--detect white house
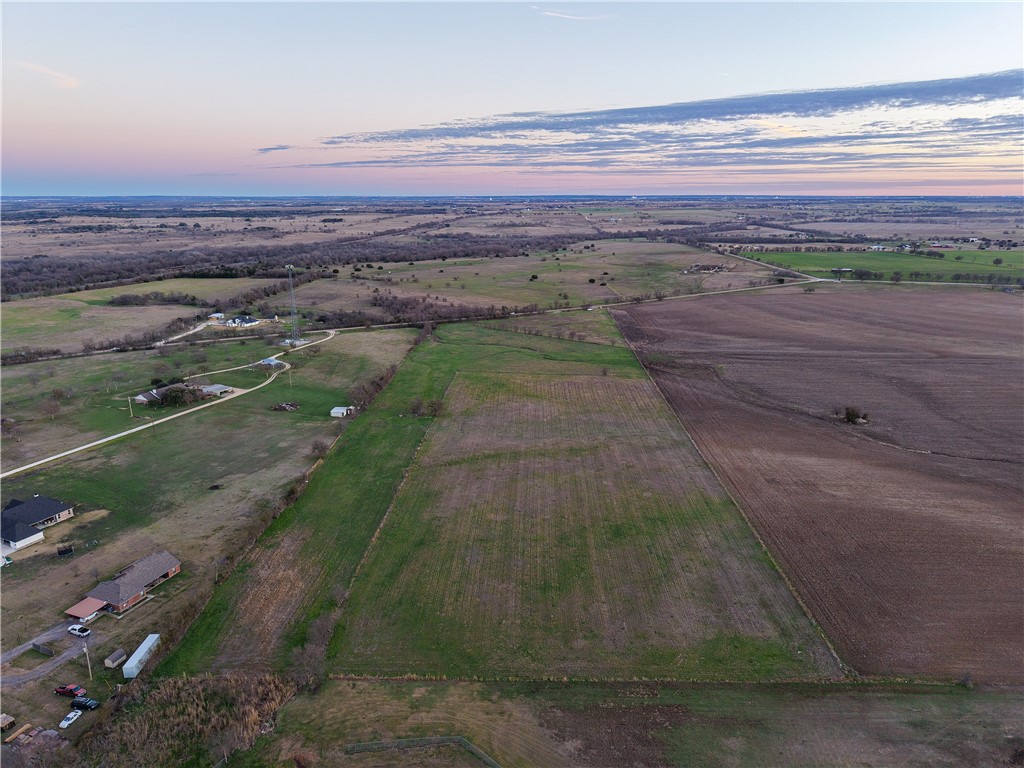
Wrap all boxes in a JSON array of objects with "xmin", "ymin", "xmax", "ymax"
[{"xmin": 330, "ymin": 406, "xmax": 356, "ymax": 418}]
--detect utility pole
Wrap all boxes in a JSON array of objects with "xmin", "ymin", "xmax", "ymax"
[{"xmin": 84, "ymin": 643, "xmax": 93, "ymax": 681}]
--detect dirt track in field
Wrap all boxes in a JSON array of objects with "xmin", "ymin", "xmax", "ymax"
[{"xmin": 614, "ymin": 285, "xmax": 1024, "ymax": 682}]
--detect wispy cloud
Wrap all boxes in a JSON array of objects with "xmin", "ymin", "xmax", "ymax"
[
  {"xmin": 273, "ymin": 71, "xmax": 1024, "ymax": 184},
  {"xmin": 12, "ymin": 59, "xmax": 79, "ymax": 89},
  {"xmin": 530, "ymin": 5, "xmax": 611, "ymax": 21},
  {"xmin": 255, "ymin": 145, "xmax": 293, "ymax": 155}
]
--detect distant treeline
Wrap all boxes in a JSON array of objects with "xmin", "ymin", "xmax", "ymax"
[{"xmin": 1, "ymin": 232, "xmax": 582, "ymax": 299}]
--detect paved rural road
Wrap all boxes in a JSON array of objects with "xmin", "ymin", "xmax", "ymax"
[
  {"xmin": 1, "ymin": 622, "xmax": 98, "ymax": 688},
  {"xmin": 0, "ymin": 330, "xmax": 337, "ymax": 480}
]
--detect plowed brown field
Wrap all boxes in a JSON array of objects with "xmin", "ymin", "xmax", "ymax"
[{"xmin": 614, "ymin": 285, "xmax": 1024, "ymax": 682}]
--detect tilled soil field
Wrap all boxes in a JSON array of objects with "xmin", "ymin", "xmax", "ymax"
[{"xmin": 613, "ymin": 285, "xmax": 1024, "ymax": 682}]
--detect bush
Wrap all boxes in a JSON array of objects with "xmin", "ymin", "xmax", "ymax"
[{"xmin": 843, "ymin": 406, "xmax": 868, "ymax": 423}]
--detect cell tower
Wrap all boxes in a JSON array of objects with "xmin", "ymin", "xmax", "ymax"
[{"xmin": 286, "ymin": 264, "xmax": 300, "ymax": 345}]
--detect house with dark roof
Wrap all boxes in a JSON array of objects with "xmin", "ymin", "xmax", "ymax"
[
  {"xmin": 1, "ymin": 495, "xmax": 74, "ymax": 552},
  {"xmin": 86, "ymin": 550, "xmax": 181, "ymax": 613},
  {"xmin": 132, "ymin": 383, "xmax": 206, "ymax": 406}
]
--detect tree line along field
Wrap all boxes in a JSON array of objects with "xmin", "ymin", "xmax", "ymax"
[
  {"xmin": 613, "ymin": 284, "xmax": 1024, "ymax": 683},
  {"xmin": 741, "ymin": 248, "xmax": 1024, "ymax": 282},
  {"xmin": 162, "ymin": 322, "xmax": 840, "ymax": 684}
]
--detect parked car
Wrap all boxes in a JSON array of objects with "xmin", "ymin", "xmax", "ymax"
[
  {"xmin": 59, "ymin": 710, "xmax": 82, "ymax": 729},
  {"xmin": 71, "ymin": 696, "xmax": 100, "ymax": 711},
  {"xmin": 67, "ymin": 624, "xmax": 91, "ymax": 638},
  {"xmin": 54, "ymin": 684, "xmax": 86, "ymax": 697}
]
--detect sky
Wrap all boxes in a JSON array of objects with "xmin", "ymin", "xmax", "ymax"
[{"xmin": 3, "ymin": 2, "xmax": 1023, "ymax": 196}]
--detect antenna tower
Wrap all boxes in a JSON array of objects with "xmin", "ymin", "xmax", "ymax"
[{"xmin": 286, "ymin": 264, "xmax": 300, "ymax": 344}]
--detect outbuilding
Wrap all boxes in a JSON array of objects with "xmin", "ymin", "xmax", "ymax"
[{"xmin": 330, "ymin": 406, "xmax": 355, "ymax": 418}]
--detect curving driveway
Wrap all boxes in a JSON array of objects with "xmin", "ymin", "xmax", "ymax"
[{"xmin": 0, "ymin": 331, "xmax": 336, "ymax": 480}]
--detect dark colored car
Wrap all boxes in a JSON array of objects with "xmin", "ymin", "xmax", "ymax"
[
  {"xmin": 54, "ymin": 684, "xmax": 86, "ymax": 697},
  {"xmin": 71, "ymin": 696, "xmax": 100, "ymax": 710}
]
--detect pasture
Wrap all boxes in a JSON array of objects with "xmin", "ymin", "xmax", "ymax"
[
  {"xmin": 290, "ymin": 240, "xmax": 773, "ymax": 317},
  {"xmin": 615, "ymin": 284, "xmax": 1024, "ymax": 682},
  {"xmin": 331, "ymin": 371, "xmax": 838, "ymax": 680},
  {"xmin": 231, "ymin": 679, "xmax": 1024, "ymax": 768},
  {"xmin": 160, "ymin": 324, "xmax": 645, "ymax": 676},
  {"xmin": 744, "ymin": 249, "xmax": 1024, "ymax": 281}
]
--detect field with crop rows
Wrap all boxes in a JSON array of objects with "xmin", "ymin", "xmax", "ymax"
[
  {"xmin": 331, "ymin": 371, "xmax": 839, "ymax": 680},
  {"xmin": 615, "ymin": 284, "xmax": 1024, "ymax": 682}
]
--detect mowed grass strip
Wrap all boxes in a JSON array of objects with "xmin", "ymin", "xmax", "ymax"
[{"xmin": 330, "ymin": 367, "xmax": 840, "ymax": 681}]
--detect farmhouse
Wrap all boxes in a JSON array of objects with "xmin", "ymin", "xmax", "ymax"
[
  {"xmin": 132, "ymin": 383, "xmax": 206, "ymax": 406},
  {"xmin": 226, "ymin": 315, "xmax": 260, "ymax": 328},
  {"xmin": 1, "ymin": 495, "xmax": 75, "ymax": 552},
  {"xmin": 84, "ymin": 550, "xmax": 181, "ymax": 613}
]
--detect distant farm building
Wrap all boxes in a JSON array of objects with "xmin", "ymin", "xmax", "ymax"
[
  {"xmin": 257, "ymin": 358, "xmax": 284, "ymax": 368},
  {"xmin": 84, "ymin": 550, "xmax": 181, "ymax": 613},
  {"xmin": 208, "ymin": 312, "xmax": 225, "ymax": 321},
  {"xmin": 330, "ymin": 406, "xmax": 356, "ymax": 418},
  {"xmin": 1, "ymin": 495, "xmax": 74, "ymax": 553}
]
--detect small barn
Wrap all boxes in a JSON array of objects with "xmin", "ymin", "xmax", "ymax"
[
  {"xmin": 330, "ymin": 406, "xmax": 355, "ymax": 418},
  {"xmin": 104, "ymin": 648, "xmax": 128, "ymax": 669}
]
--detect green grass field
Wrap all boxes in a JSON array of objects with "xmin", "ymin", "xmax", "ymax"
[
  {"xmin": 329, "ymin": 368, "xmax": 836, "ymax": 681},
  {"xmin": 159, "ymin": 325, "xmax": 641, "ymax": 677},
  {"xmin": 56, "ymin": 277, "xmax": 280, "ymax": 304},
  {"xmin": 162, "ymin": 322, "xmax": 836, "ymax": 683},
  {"xmin": 0, "ymin": 278, "xmax": 281, "ymax": 353},
  {"xmin": 745, "ymin": 249, "xmax": 1024, "ymax": 281}
]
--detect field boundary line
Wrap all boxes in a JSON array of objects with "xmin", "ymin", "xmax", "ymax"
[{"xmin": 612, "ymin": 316, "xmax": 854, "ymax": 680}]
